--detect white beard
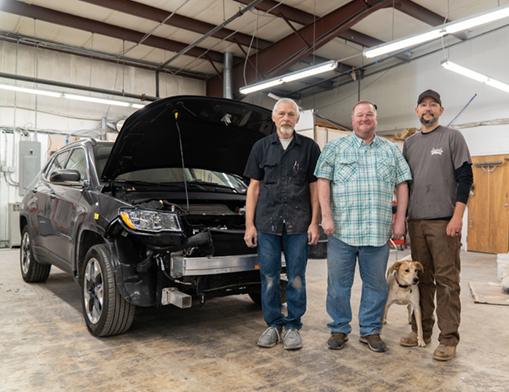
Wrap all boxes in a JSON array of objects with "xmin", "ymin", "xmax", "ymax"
[{"xmin": 280, "ymin": 125, "xmax": 293, "ymax": 135}]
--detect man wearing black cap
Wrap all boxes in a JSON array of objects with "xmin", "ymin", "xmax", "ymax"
[{"xmin": 402, "ymin": 89, "xmax": 473, "ymax": 361}]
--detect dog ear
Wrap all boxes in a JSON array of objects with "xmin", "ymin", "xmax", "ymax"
[
  {"xmin": 414, "ymin": 262, "xmax": 424, "ymax": 272},
  {"xmin": 389, "ymin": 261, "xmax": 402, "ymax": 273}
]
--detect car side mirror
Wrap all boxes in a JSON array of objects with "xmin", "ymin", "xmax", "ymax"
[{"xmin": 49, "ymin": 169, "xmax": 82, "ymax": 183}]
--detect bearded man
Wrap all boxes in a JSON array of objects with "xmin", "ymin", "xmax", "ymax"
[{"xmin": 402, "ymin": 90, "xmax": 473, "ymax": 361}]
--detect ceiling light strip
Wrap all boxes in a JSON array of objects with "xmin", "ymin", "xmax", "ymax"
[
  {"xmin": 0, "ymin": 83, "xmax": 62, "ymax": 98},
  {"xmin": 441, "ymin": 60, "xmax": 509, "ymax": 93},
  {"xmin": 240, "ymin": 60, "xmax": 338, "ymax": 95},
  {"xmin": 0, "ymin": 82, "xmax": 147, "ymax": 108},
  {"xmin": 65, "ymin": 94, "xmax": 130, "ymax": 107},
  {"xmin": 364, "ymin": 5, "xmax": 509, "ymax": 58}
]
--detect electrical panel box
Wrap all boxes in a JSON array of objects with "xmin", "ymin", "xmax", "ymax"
[
  {"xmin": 18, "ymin": 141, "xmax": 41, "ymax": 196},
  {"xmin": 8, "ymin": 203, "xmax": 21, "ymax": 247}
]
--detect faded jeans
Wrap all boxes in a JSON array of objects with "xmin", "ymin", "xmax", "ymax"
[
  {"xmin": 257, "ymin": 230, "xmax": 309, "ymax": 330},
  {"xmin": 326, "ymin": 236, "xmax": 390, "ymax": 337}
]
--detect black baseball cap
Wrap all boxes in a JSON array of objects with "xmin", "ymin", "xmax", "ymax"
[{"xmin": 417, "ymin": 89, "xmax": 442, "ymax": 106}]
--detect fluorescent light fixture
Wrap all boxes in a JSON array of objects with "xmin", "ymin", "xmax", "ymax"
[
  {"xmin": 364, "ymin": 4, "xmax": 509, "ymax": 58},
  {"xmin": 441, "ymin": 60, "xmax": 509, "ymax": 93},
  {"xmin": 239, "ymin": 79, "xmax": 283, "ymax": 95},
  {"xmin": 485, "ymin": 79, "xmax": 509, "ymax": 93},
  {"xmin": 445, "ymin": 6, "xmax": 509, "ymax": 34},
  {"xmin": 365, "ymin": 30, "xmax": 443, "ymax": 58},
  {"xmin": 441, "ymin": 61, "xmax": 487, "ymax": 82},
  {"xmin": 64, "ymin": 94, "xmax": 131, "ymax": 107},
  {"xmin": 281, "ymin": 60, "xmax": 337, "ymax": 82},
  {"xmin": 240, "ymin": 60, "xmax": 338, "ymax": 95},
  {"xmin": 267, "ymin": 93, "xmax": 282, "ymax": 101},
  {"xmin": 0, "ymin": 83, "xmax": 62, "ymax": 97},
  {"xmin": 0, "ymin": 81, "xmax": 148, "ymax": 108}
]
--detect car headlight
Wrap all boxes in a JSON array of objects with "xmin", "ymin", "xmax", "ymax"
[{"xmin": 119, "ymin": 209, "xmax": 182, "ymax": 233}]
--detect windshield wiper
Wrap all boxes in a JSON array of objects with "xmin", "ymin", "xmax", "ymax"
[
  {"xmin": 114, "ymin": 180, "xmax": 180, "ymax": 188},
  {"xmin": 186, "ymin": 181, "xmax": 240, "ymax": 192},
  {"xmin": 158, "ymin": 181, "xmax": 207, "ymax": 191}
]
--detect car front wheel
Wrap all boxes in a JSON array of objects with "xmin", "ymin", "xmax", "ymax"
[
  {"xmin": 20, "ymin": 226, "xmax": 51, "ymax": 283},
  {"xmin": 82, "ymin": 244, "xmax": 135, "ymax": 337}
]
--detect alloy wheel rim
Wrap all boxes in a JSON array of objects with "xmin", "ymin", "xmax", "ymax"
[
  {"xmin": 84, "ymin": 257, "xmax": 104, "ymax": 324},
  {"xmin": 21, "ymin": 232, "xmax": 31, "ymax": 275}
]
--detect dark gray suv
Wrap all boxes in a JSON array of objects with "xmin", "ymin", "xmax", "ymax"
[{"xmin": 19, "ymin": 96, "xmax": 287, "ymax": 337}]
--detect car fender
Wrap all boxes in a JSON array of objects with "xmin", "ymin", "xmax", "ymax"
[{"xmin": 74, "ymin": 221, "xmax": 108, "ymax": 280}]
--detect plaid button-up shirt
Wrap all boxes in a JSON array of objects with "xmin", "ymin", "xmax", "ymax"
[{"xmin": 314, "ymin": 133, "xmax": 412, "ymax": 247}]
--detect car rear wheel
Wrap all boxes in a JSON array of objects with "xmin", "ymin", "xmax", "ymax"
[
  {"xmin": 82, "ymin": 244, "xmax": 135, "ymax": 337},
  {"xmin": 20, "ymin": 226, "xmax": 51, "ymax": 283},
  {"xmin": 249, "ymin": 279, "xmax": 287, "ymax": 306}
]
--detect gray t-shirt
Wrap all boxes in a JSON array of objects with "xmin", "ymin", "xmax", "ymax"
[{"xmin": 403, "ymin": 125, "xmax": 472, "ymax": 220}]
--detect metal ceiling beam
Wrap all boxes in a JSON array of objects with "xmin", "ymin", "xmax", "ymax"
[
  {"xmin": 208, "ymin": 0, "xmax": 393, "ymax": 97},
  {"xmin": 0, "ymin": 0, "xmax": 225, "ymax": 64},
  {"xmin": 79, "ymin": 0, "xmax": 272, "ymax": 50},
  {"xmin": 394, "ymin": 0, "xmax": 467, "ymax": 40},
  {"xmin": 233, "ymin": 0, "xmax": 315, "ymax": 25},
  {"xmin": 233, "ymin": 0, "xmax": 388, "ymax": 48},
  {"xmin": 160, "ymin": 0, "xmax": 264, "ymax": 68},
  {"xmin": 394, "ymin": 0, "xmax": 451, "ymax": 26}
]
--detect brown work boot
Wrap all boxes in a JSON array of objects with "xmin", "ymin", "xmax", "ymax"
[
  {"xmin": 400, "ymin": 331, "xmax": 432, "ymax": 347},
  {"xmin": 359, "ymin": 334, "xmax": 386, "ymax": 352},
  {"xmin": 328, "ymin": 332, "xmax": 349, "ymax": 350},
  {"xmin": 433, "ymin": 344, "xmax": 456, "ymax": 361}
]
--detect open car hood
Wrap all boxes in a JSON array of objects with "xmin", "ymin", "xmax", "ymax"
[{"xmin": 101, "ymin": 96, "xmax": 275, "ymax": 181}]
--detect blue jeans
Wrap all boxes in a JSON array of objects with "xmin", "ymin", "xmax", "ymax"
[
  {"xmin": 257, "ymin": 230, "xmax": 309, "ymax": 330},
  {"xmin": 326, "ymin": 236, "xmax": 389, "ymax": 337}
]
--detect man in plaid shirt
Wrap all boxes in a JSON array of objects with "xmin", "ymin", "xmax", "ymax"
[{"xmin": 315, "ymin": 101, "xmax": 412, "ymax": 353}]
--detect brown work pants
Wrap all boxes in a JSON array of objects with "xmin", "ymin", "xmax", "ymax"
[{"xmin": 408, "ymin": 219, "xmax": 462, "ymax": 347}]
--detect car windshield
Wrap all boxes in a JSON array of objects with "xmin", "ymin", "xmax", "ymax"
[
  {"xmin": 94, "ymin": 145, "xmax": 114, "ymax": 178},
  {"xmin": 116, "ymin": 168, "xmax": 247, "ymax": 192}
]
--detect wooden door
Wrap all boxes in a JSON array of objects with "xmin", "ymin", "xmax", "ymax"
[{"xmin": 467, "ymin": 155, "xmax": 509, "ymax": 254}]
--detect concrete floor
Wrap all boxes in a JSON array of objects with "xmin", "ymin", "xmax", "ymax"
[{"xmin": 1, "ymin": 248, "xmax": 508, "ymax": 392}]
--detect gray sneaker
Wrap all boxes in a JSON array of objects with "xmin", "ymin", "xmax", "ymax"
[
  {"xmin": 283, "ymin": 329, "xmax": 303, "ymax": 350},
  {"xmin": 257, "ymin": 327, "xmax": 283, "ymax": 348}
]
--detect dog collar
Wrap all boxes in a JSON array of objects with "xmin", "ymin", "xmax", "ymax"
[{"xmin": 394, "ymin": 272, "xmax": 412, "ymax": 292}]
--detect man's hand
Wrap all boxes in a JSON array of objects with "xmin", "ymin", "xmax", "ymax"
[
  {"xmin": 446, "ymin": 216, "xmax": 463, "ymax": 237},
  {"xmin": 392, "ymin": 220, "xmax": 407, "ymax": 240},
  {"xmin": 321, "ymin": 215, "xmax": 334, "ymax": 237},
  {"xmin": 307, "ymin": 223, "xmax": 320, "ymax": 245},
  {"xmin": 244, "ymin": 226, "xmax": 258, "ymax": 248}
]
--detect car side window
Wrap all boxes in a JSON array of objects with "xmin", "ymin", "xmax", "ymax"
[
  {"xmin": 65, "ymin": 148, "xmax": 88, "ymax": 182},
  {"xmin": 45, "ymin": 151, "xmax": 70, "ymax": 180}
]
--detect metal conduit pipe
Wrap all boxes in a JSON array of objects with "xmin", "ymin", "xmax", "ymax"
[{"xmin": 223, "ymin": 52, "xmax": 233, "ymax": 100}]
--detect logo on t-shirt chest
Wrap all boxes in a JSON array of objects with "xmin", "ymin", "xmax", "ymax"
[{"xmin": 431, "ymin": 148, "xmax": 443, "ymax": 156}]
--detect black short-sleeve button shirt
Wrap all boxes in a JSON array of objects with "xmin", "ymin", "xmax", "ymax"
[{"xmin": 244, "ymin": 132, "xmax": 320, "ymax": 235}]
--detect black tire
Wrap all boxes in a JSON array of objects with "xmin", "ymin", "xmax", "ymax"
[
  {"xmin": 82, "ymin": 244, "xmax": 135, "ymax": 337},
  {"xmin": 249, "ymin": 279, "xmax": 287, "ymax": 306},
  {"xmin": 20, "ymin": 226, "xmax": 51, "ymax": 283}
]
